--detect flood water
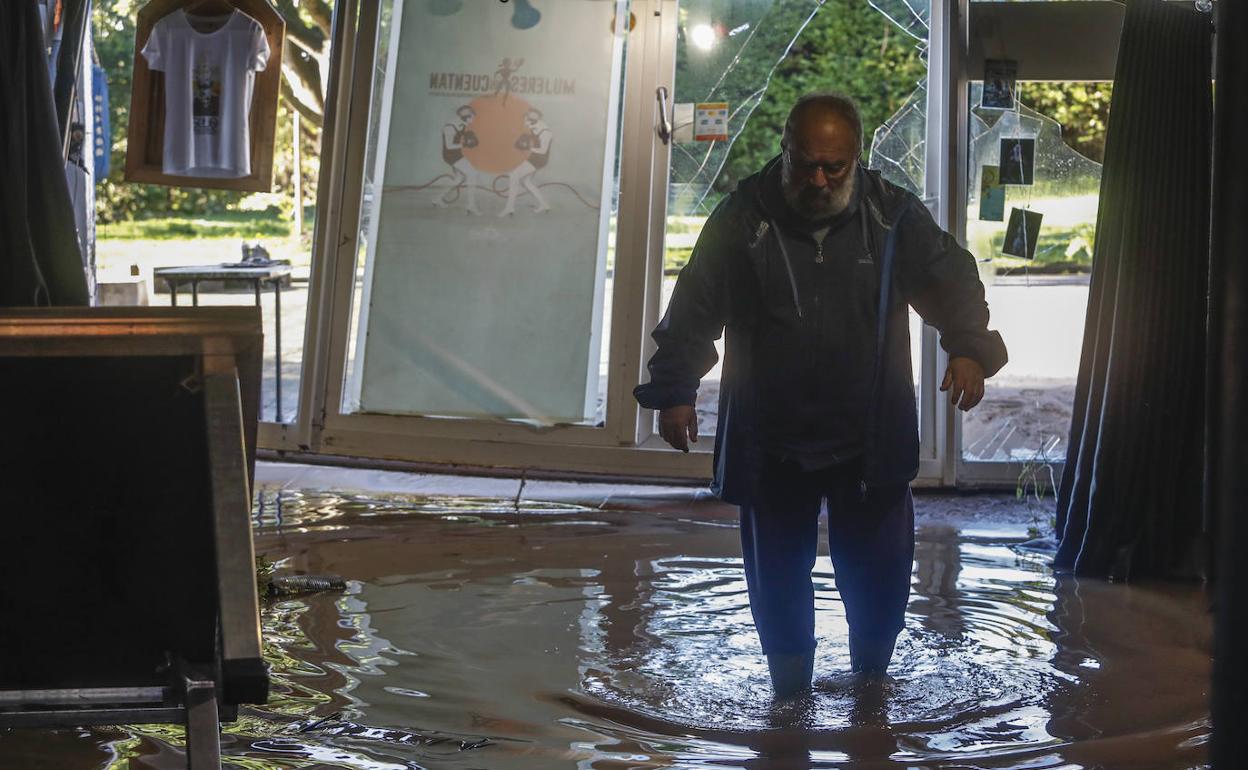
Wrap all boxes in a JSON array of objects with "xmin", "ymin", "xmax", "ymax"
[{"xmin": 1, "ymin": 489, "xmax": 1211, "ymax": 769}]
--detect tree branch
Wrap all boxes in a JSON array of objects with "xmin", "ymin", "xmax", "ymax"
[
  {"xmin": 283, "ymin": 45, "xmax": 326, "ymax": 112},
  {"xmin": 280, "ymin": 78, "xmax": 324, "ymax": 127},
  {"xmin": 285, "ymin": 31, "xmax": 322, "ymax": 61},
  {"xmin": 274, "ymin": 0, "xmax": 326, "ymax": 51},
  {"xmin": 306, "ymin": 0, "xmax": 333, "ymax": 36}
]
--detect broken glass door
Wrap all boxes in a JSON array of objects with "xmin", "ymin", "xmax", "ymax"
[
  {"xmin": 652, "ymin": 0, "xmax": 931, "ymax": 447},
  {"xmin": 959, "ymin": 82, "xmax": 1105, "ymax": 470}
]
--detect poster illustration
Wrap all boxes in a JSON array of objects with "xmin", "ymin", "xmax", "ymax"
[
  {"xmin": 350, "ymin": 0, "xmax": 627, "ymax": 424},
  {"xmin": 192, "ymin": 59, "xmax": 222, "ymax": 135}
]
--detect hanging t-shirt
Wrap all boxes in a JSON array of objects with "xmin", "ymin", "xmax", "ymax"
[{"xmin": 142, "ymin": 9, "xmax": 269, "ymax": 178}]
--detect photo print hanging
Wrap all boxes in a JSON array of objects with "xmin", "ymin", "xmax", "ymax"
[
  {"xmin": 982, "ymin": 59, "xmax": 1017, "ymax": 109},
  {"xmin": 1002, "ymin": 207, "xmax": 1043, "ymax": 260},
  {"xmin": 999, "ymin": 137, "xmax": 1035, "ymax": 185},
  {"xmin": 979, "ymin": 165, "xmax": 1005, "ymax": 221}
]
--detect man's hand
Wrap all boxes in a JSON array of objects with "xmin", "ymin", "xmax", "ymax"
[
  {"xmin": 941, "ymin": 356, "xmax": 986, "ymax": 411},
  {"xmin": 658, "ymin": 405, "xmax": 699, "ymax": 452}
]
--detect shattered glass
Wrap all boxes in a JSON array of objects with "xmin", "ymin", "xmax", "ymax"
[
  {"xmin": 667, "ymin": 0, "xmax": 825, "ymax": 217},
  {"xmin": 865, "ymin": 0, "xmax": 930, "ymax": 196},
  {"xmin": 961, "ymin": 81, "xmax": 1105, "ymax": 465},
  {"xmin": 660, "ymin": 0, "xmax": 933, "ymax": 443},
  {"xmin": 965, "ymin": 81, "xmax": 1103, "ymax": 266},
  {"xmin": 867, "ymin": 0, "xmax": 931, "ymax": 43},
  {"xmin": 869, "ymin": 83, "xmax": 929, "ymax": 195},
  {"xmin": 668, "ymin": 0, "xmax": 934, "ymax": 212}
]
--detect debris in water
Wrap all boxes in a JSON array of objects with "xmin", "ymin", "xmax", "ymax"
[
  {"xmin": 268, "ymin": 574, "xmax": 347, "ymax": 598},
  {"xmin": 256, "ymin": 553, "xmax": 347, "ymax": 598},
  {"xmin": 290, "ymin": 713, "xmax": 492, "ymax": 751}
]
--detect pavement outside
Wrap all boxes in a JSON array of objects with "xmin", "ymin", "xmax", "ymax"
[{"xmin": 97, "ymin": 237, "xmax": 1090, "ymax": 461}]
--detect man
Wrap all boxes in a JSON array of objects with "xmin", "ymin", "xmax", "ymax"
[{"xmin": 633, "ymin": 94, "xmax": 1007, "ymax": 697}]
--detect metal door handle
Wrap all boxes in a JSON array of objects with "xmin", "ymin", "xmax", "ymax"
[{"xmin": 656, "ymin": 86, "xmax": 673, "ymax": 144}]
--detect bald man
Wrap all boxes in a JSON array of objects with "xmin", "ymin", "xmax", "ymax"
[{"xmin": 635, "ymin": 94, "xmax": 1007, "ymax": 697}]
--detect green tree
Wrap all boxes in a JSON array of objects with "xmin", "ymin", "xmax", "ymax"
[
  {"xmin": 1017, "ymin": 81, "xmax": 1113, "ymax": 164},
  {"xmin": 273, "ymin": 0, "xmax": 333, "ymax": 128},
  {"xmin": 722, "ymin": 0, "xmax": 926, "ymax": 191}
]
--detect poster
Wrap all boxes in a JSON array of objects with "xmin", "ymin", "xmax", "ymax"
[
  {"xmin": 350, "ymin": 0, "xmax": 627, "ymax": 424},
  {"xmin": 979, "ymin": 165, "xmax": 1005, "ymax": 221},
  {"xmin": 694, "ymin": 102, "xmax": 729, "ymax": 141}
]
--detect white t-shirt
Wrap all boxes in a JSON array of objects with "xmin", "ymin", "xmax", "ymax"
[{"xmin": 142, "ymin": 10, "xmax": 270, "ymax": 178}]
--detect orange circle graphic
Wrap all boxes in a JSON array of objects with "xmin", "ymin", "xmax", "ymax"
[{"xmin": 462, "ymin": 94, "xmax": 532, "ymax": 175}]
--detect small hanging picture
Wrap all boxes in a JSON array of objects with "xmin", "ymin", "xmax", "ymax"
[
  {"xmin": 999, "ymin": 137, "xmax": 1035, "ymax": 185},
  {"xmin": 694, "ymin": 102, "xmax": 729, "ymax": 141},
  {"xmin": 982, "ymin": 59, "xmax": 1017, "ymax": 109},
  {"xmin": 1002, "ymin": 207, "xmax": 1043, "ymax": 259},
  {"xmin": 979, "ymin": 165, "xmax": 1006, "ymax": 221}
]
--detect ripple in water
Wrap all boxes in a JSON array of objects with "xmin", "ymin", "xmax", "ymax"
[{"xmin": 0, "ymin": 491, "xmax": 1210, "ymax": 769}]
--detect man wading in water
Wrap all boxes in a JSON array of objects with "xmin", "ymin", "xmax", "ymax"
[{"xmin": 634, "ymin": 94, "xmax": 1008, "ymax": 697}]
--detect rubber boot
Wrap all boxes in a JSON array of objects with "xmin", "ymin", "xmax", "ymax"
[
  {"xmin": 849, "ymin": 632, "xmax": 897, "ymax": 677},
  {"xmin": 766, "ymin": 650, "xmax": 815, "ymax": 698}
]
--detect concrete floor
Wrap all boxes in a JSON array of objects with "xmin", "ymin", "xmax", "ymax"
[{"xmin": 256, "ymin": 459, "xmax": 1054, "ymax": 528}]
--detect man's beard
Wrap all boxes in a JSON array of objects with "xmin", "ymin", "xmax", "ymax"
[{"xmin": 782, "ymin": 168, "xmax": 856, "ymax": 221}]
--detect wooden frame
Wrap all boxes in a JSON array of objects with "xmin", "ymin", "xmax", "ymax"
[{"xmin": 124, "ymin": 0, "xmax": 285, "ymax": 192}]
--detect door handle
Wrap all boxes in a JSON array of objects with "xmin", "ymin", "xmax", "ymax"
[{"xmin": 656, "ymin": 86, "xmax": 673, "ymax": 145}]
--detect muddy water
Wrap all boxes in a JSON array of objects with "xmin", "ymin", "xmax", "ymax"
[{"xmin": 0, "ymin": 490, "xmax": 1210, "ymax": 769}]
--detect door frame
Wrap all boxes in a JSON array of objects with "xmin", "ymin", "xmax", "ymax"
[{"xmin": 261, "ymin": 0, "xmax": 965, "ymax": 488}]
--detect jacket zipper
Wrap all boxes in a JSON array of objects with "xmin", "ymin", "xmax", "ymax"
[{"xmin": 768, "ymin": 217, "xmax": 804, "ymax": 319}]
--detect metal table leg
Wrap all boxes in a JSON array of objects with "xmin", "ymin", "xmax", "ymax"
[
  {"xmin": 273, "ymin": 278, "xmax": 283, "ymax": 422},
  {"xmin": 170, "ymin": 281, "xmax": 179, "ymax": 307},
  {"xmin": 183, "ymin": 670, "xmax": 222, "ymax": 769},
  {"xmin": 191, "ymin": 280, "xmax": 200, "ymax": 307}
]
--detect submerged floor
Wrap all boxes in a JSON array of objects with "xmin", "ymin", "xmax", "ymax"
[{"xmin": 0, "ymin": 476, "xmax": 1211, "ymax": 769}]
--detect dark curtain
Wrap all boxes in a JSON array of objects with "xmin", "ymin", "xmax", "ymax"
[
  {"xmin": 0, "ymin": 0, "xmax": 90, "ymax": 307},
  {"xmin": 1054, "ymin": 0, "xmax": 1212, "ymax": 579},
  {"xmin": 1210, "ymin": 0, "xmax": 1248, "ymax": 761}
]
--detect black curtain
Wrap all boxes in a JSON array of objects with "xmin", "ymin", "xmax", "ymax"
[
  {"xmin": 1210, "ymin": 0, "xmax": 1248, "ymax": 761},
  {"xmin": 1055, "ymin": 0, "xmax": 1213, "ymax": 579},
  {"xmin": 0, "ymin": 0, "xmax": 90, "ymax": 307}
]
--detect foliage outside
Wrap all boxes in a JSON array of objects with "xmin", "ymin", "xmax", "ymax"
[
  {"xmin": 92, "ymin": 0, "xmax": 1111, "ymax": 259},
  {"xmin": 92, "ymin": 0, "xmax": 331, "ymax": 234},
  {"xmin": 661, "ymin": 0, "xmax": 1111, "ymax": 274}
]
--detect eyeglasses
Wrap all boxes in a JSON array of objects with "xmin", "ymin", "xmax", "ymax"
[{"xmin": 784, "ymin": 149, "xmax": 853, "ymax": 180}]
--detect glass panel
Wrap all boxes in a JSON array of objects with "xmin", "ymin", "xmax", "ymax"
[
  {"xmin": 93, "ymin": 3, "xmax": 325, "ymax": 425},
  {"xmin": 342, "ymin": 0, "xmax": 630, "ymax": 426},
  {"xmin": 657, "ymin": 0, "xmax": 930, "ymax": 444},
  {"xmin": 870, "ymin": 83, "xmax": 929, "ymax": 197},
  {"xmin": 961, "ymin": 81, "xmax": 1106, "ymax": 463}
]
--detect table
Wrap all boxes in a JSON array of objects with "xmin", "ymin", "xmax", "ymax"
[{"xmin": 153, "ymin": 264, "xmax": 294, "ymax": 421}]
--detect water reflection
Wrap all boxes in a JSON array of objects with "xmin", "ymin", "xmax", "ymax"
[{"xmin": 0, "ymin": 490, "xmax": 1211, "ymax": 769}]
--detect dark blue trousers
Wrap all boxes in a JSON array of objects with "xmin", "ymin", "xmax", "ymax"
[{"xmin": 739, "ymin": 457, "xmax": 915, "ymax": 655}]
